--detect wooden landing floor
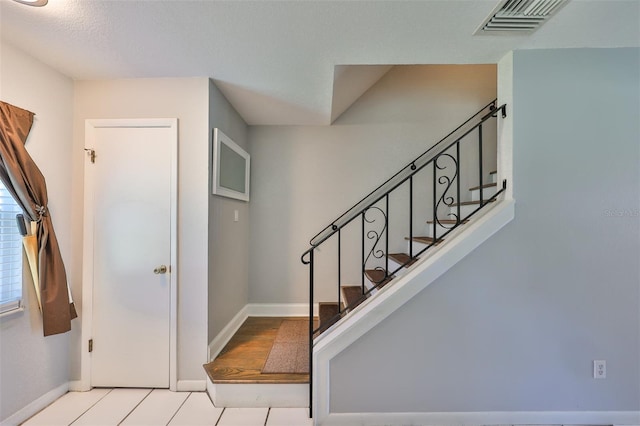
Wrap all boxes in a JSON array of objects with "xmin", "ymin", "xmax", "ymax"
[{"xmin": 204, "ymin": 317, "xmax": 310, "ymax": 384}]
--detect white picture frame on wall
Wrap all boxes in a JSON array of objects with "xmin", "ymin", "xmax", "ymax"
[{"xmin": 212, "ymin": 128, "xmax": 250, "ymax": 201}]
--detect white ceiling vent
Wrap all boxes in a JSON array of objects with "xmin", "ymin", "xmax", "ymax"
[{"xmin": 476, "ymin": 0, "xmax": 569, "ymax": 33}]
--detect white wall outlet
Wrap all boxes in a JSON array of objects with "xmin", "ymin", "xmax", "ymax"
[
  {"xmin": 234, "ymin": 210, "xmax": 239, "ymax": 222},
  {"xmin": 593, "ymin": 360, "xmax": 606, "ymax": 379}
]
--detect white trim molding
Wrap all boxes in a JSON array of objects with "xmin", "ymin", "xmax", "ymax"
[
  {"xmin": 176, "ymin": 380, "xmax": 206, "ymax": 392},
  {"xmin": 247, "ymin": 303, "xmax": 319, "ymax": 318},
  {"xmin": 316, "ymin": 411, "xmax": 640, "ymax": 426},
  {"xmin": 208, "ymin": 305, "xmax": 249, "ymax": 361},
  {"xmin": 67, "ymin": 380, "xmax": 86, "ymax": 392},
  {"xmin": 497, "ymin": 51, "xmax": 514, "ymax": 201},
  {"xmin": 0, "ymin": 382, "xmax": 68, "ymax": 426},
  {"xmin": 313, "ymin": 200, "xmax": 516, "ymax": 425}
]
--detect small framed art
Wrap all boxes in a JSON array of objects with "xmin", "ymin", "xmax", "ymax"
[{"xmin": 212, "ymin": 128, "xmax": 250, "ymax": 201}]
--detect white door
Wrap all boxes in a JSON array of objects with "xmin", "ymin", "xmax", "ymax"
[{"xmin": 84, "ymin": 119, "xmax": 177, "ymax": 388}]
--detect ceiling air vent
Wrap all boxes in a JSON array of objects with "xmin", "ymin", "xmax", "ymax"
[{"xmin": 476, "ymin": 0, "xmax": 569, "ymax": 33}]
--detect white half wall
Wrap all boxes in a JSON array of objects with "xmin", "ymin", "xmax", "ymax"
[{"xmin": 327, "ymin": 47, "xmax": 640, "ymax": 417}]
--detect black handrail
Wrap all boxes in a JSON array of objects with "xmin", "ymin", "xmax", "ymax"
[{"xmin": 301, "ymin": 101, "xmax": 506, "ymax": 264}]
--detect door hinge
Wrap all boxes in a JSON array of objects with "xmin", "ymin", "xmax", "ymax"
[
  {"xmin": 84, "ymin": 148, "xmax": 96, "ymax": 163},
  {"xmin": 88, "ymin": 339, "xmax": 93, "ymax": 353}
]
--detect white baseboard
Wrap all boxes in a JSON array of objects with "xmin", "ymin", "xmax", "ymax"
[
  {"xmin": 208, "ymin": 305, "xmax": 249, "ymax": 361},
  {"xmin": 0, "ymin": 382, "xmax": 68, "ymax": 426},
  {"xmin": 318, "ymin": 411, "xmax": 640, "ymax": 426},
  {"xmin": 207, "ymin": 303, "xmax": 319, "ymax": 361},
  {"xmin": 247, "ymin": 303, "xmax": 319, "ymax": 317},
  {"xmin": 68, "ymin": 380, "xmax": 90, "ymax": 392},
  {"xmin": 176, "ymin": 380, "xmax": 206, "ymax": 392}
]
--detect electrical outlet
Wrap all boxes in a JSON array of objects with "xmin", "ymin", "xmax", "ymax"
[
  {"xmin": 593, "ymin": 360, "xmax": 606, "ymax": 379},
  {"xmin": 234, "ymin": 210, "xmax": 239, "ymax": 222}
]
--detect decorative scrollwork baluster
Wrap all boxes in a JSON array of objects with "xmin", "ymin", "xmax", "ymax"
[
  {"xmin": 363, "ymin": 206, "xmax": 387, "ymax": 284},
  {"xmin": 434, "ymin": 152, "xmax": 460, "ymax": 232}
]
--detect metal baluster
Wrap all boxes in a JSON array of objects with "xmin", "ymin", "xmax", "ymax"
[
  {"xmin": 308, "ymin": 248, "xmax": 314, "ymax": 418},
  {"xmin": 361, "ymin": 211, "xmax": 365, "ymax": 295},
  {"xmin": 456, "ymin": 141, "xmax": 461, "ymax": 224},
  {"xmin": 478, "ymin": 124, "xmax": 484, "ymax": 205},
  {"xmin": 432, "ymin": 159, "xmax": 437, "ymax": 242},
  {"xmin": 337, "ymin": 229, "xmax": 341, "ymax": 313},
  {"xmin": 409, "ymin": 176, "xmax": 413, "ymax": 259},
  {"xmin": 385, "ymin": 194, "xmax": 389, "ymax": 279}
]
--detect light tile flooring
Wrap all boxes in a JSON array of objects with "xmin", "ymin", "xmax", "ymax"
[{"xmin": 23, "ymin": 388, "xmax": 313, "ymax": 426}]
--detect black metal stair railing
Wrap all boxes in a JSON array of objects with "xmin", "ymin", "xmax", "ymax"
[{"xmin": 301, "ymin": 100, "xmax": 507, "ymax": 416}]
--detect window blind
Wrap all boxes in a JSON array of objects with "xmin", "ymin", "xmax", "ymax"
[{"xmin": 0, "ymin": 180, "xmax": 23, "ymax": 314}]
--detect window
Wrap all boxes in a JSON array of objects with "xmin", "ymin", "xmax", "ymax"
[{"xmin": 0, "ymin": 180, "xmax": 23, "ymax": 314}]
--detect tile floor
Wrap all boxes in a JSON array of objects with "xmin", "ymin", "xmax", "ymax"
[{"xmin": 22, "ymin": 388, "xmax": 313, "ymax": 426}]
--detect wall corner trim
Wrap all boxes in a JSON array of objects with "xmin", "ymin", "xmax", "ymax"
[
  {"xmin": 176, "ymin": 380, "xmax": 206, "ymax": 392},
  {"xmin": 68, "ymin": 380, "xmax": 90, "ymax": 392},
  {"xmin": 1, "ymin": 382, "xmax": 68, "ymax": 425},
  {"xmin": 208, "ymin": 305, "xmax": 249, "ymax": 362},
  {"xmin": 317, "ymin": 411, "xmax": 640, "ymax": 426}
]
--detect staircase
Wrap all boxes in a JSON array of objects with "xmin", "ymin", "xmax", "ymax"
[
  {"xmin": 301, "ymin": 100, "xmax": 508, "ymax": 416},
  {"xmin": 317, "ymin": 171, "xmax": 499, "ymax": 332}
]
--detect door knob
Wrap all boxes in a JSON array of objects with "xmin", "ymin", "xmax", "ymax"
[{"xmin": 154, "ymin": 265, "xmax": 168, "ymax": 274}]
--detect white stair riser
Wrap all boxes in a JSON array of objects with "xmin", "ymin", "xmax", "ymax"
[
  {"xmin": 450, "ymin": 204, "xmax": 481, "ymax": 218},
  {"xmin": 363, "ymin": 275, "xmax": 381, "ymax": 294},
  {"xmin": 207, "ymin": 379, "xmax": 308, "ymax": 408},
  {"xmin": 407, "ymin": 240, "xmax": 435, "ymax": 255},
  {"xmin": 341, "ymin": 288, "xmax": 366, "ymax": 308},
  {"xmin": 425, "ymin": 222, "xmax": 456, "ymax": 238},
  {"xmin": 387, "ymin": 258, "xmax": 410, "ymax": 276},
  {"xmin": 470, "ymin": 185, "xmax": 498, "ymax": 201}
]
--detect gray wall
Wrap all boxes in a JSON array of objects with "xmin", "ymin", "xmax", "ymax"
[
  {"xmin": 248, "ymin": 65, "xmax": 496, "ymax": 304},
  {"xmin": 0, "ymin": 42, "xmax": 73, "ymax": 421},
  {"xmin": 329, "ymin": 48, "xmax": 640, "ymax": 412},
  {"xmin": 208, "ymin": 81, "xmax": 250, "ymax": 341}
]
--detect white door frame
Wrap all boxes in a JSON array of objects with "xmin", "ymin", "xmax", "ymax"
[{"xmin": 79, "ymin": 118, "xmax": 178, "ymax": 391}]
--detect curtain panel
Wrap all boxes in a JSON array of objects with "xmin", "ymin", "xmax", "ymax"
[{"xmin": 0, "ymin": 100, "xmax": 76, "ymax": 336}]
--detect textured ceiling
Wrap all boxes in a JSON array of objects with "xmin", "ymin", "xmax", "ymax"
[{"xmin": 1, "ymin": 0, "xmax": 638, "ymax": 125}]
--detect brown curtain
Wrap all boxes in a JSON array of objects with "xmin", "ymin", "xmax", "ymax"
[{"xmin": 0, "ymin": 100, "xmax": 76, "ymax": 336}]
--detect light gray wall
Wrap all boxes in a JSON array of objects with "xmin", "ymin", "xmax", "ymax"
[
  {"xmin": 329, "ymin": 48, "xmax": 640, "ymax": 412},
  {"xmin": 73, "ymin": 78, "xmax": 210, "ymax": 383},
  {"xmin": 0, "ymin": 42, "xmax": 73, "ymax": 422},
  {"xmin": 248, "ymin": 65, "xmax": 496, "ymax": 304},
  {"xmin": 208, "ymin": 81, "xmax": 250, "ymax": 341}
]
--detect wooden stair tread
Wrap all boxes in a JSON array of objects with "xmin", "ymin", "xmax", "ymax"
[
  {"xmin": 318, "ymin": 302, "xmax": 340, "ymax": 330},
  {"xmin": 468, "ymin": 182, "xmax": 497, "ymax": 191},
  {"xmin": 341, "ymin": 285, "xmax": 366, "ymax": 310},
  {"xmin": 205, "ymin": 365, "xmax": 309, "ymax": 384},
  {"xmin": 364, "ymin": 269, "xmax": 394, "ymax": 288},
  {"xmin": 489, "ymin": 170, "xmax": 497, "ymax": 175},
  {"xmin": 388, "ymin": 253, "xmax": 418, "ymax": 267}
]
